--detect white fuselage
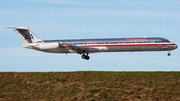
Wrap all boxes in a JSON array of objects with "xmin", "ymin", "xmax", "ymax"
[
  {"xmin": 25, "ymin": 37, "xmax": 177, "ymax": 54},
  {"xmin": 8, "ymin": 27, "xmax": 178, "ymax": 60}
]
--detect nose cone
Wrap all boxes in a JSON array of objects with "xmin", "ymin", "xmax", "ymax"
[{"xmin": 175, "ymin": 44, "xmax": 178, "ymax": 49}]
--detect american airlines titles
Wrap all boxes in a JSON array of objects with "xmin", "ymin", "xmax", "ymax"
[{"xmin": 125, "ymin": 39, "xmax": 147, "ymax": 41}]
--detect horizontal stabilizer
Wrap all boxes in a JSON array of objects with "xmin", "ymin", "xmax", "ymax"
[{"xmin": 5, "ymin": 27, "xmax": 30, "ymax": 30}]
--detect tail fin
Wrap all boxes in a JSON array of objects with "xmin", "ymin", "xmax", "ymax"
[{"xmin": 6, "ymin": 27, "xmax": 42, "ymax": 43}]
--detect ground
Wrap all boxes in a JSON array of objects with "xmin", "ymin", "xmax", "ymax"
[{"xmin": 0, "ymin": 71, "xmax": 180, "ymax": 101}]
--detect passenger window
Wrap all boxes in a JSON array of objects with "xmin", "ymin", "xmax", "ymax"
[
  {"xmin": 125, "ymin": 42, "xmax": 131, "ymax": 44},
  {"xmin": 105, "ymin": 42, "xmax": 109, "ymax": 44},
  {"xmin": 79, "ymin": 43, "xmax": 83, "ymax": 45},
  {"xmin": 110, "ymin": 42, "xmax": 118, "ymax": 44},
  {"xmin": 138, "ymin": 41, "xmax": 142, "ymax": 43},
  {"xmin": 147, "ymin": 41, "xmax": 153, "ymax": 43},
  {"xmin": 154, "ymin": 41, "xmax": 158, "ymax": 43}
]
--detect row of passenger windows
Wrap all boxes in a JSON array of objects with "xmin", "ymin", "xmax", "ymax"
[{"xmin": 67, "ymin": 41, "xmax": 165, "ymax": 45}]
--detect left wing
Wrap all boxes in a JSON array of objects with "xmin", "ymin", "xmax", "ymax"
[{"xmin": 60, "ymin": 42, "xmax": 99, "ymax": 54}]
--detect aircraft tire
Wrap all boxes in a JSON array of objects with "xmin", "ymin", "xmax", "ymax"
[
  {"xmin": 168, "ymin": 53, "xmax": 171, "ymax": 56},
  {"xmin": 82, "ymin": 55, "xmax": 85, "ymax": 59},
  {"xmin": 85, "ymin": 56, "xmax": 90, "ymax": 60}
]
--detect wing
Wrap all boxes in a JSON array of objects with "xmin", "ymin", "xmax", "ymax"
[{"xmin": 60, "ymin": 42, "xmax": 99, "ymax": 53}]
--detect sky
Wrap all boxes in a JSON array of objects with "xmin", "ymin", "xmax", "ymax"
[{"xmin": 0, "ymin": 0, "xmax": 180, "ymax": 72}]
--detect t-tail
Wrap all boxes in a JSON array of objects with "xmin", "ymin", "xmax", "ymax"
[{"xmin": 6, "ymin": 27, "xmax": 42, "ymax": 43}]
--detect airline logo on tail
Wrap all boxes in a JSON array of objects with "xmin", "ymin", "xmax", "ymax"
[{"xmin": 25, "ymin": 33, "xmax": 34, "ymax": 40}]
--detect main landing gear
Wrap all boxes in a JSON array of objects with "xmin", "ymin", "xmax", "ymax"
[{"xmin": 81, "ymin": 53, "xmax": 90, "ymax": 60}]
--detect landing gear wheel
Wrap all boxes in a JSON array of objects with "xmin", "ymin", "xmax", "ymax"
[
  {"xmin": 82, "ymin": 55, "xmax": 85, "ymax": 59},
  {"xmin": 81, "ymin": 53, "xmax": 90, "ymax": 60},
  {"xmin": 168, "ymin": 53, "xmax": 171, "ymax": 56},
  {"xmin": 85, "ymin": 56, "xmax": 90, "ymax": 60}
]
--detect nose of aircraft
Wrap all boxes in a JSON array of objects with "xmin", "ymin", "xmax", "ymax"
[{"xmin": 175, "ymin": 44, "xmax": 178, "ymax": 49}]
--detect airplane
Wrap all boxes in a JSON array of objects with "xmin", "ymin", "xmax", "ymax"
[{"xmin": 7, "ymin": 27, "xmax": 178, "ymax": 60}]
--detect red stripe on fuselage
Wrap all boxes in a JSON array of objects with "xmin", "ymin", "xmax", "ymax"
[
  {"xmin": 59, "ymin": 43, "xmax": 175, "ymax": 48},
  {"xmin": 60, "ymin": 46, "xmax": 69, "ymax": 48},
  {"xmin": 81, "ymin": 43, "xmax": 176, "ymax": 47}
]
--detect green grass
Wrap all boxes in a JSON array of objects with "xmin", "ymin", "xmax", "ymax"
[
  {"xmin": 88, "ymin": 89, "xmax": 101, "ymax": 94},
  {"xmin": 0, "ymin": 71, "xmax": 180, "ymax": 100}
]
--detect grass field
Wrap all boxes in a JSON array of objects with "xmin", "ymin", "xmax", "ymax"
[{"xmin": 0, "ymin": 71, "xmax": 180, "ymax": 101}]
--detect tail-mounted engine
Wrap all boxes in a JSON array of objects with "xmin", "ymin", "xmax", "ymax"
[{"xmin": 36, "ymin": 42, "xmax": 60, "ymax": 50}]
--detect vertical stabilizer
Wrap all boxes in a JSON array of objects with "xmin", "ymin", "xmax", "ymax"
[{"xmin": 6, "ymin": 27, "xmax": 42, "ymax": 43}]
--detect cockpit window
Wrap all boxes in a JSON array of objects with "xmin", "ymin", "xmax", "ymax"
[{"xmin": 164, "ymin": 39, "xmax": 170, "ymax": 43}]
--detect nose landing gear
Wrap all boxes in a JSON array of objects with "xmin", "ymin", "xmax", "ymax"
[
  {"xmin": 81, "ymin": 53, "xmax": 90, "ymax": 60},
  {"xmin": 167, "ymin": 51, "xmax": 171, "ymax": 56},
  {"xmin": 168, "ymin": 53, "xmax": 171, "ymax": 56}
]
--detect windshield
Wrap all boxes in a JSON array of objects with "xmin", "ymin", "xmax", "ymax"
[{"xmin": 164, "ymin": 39, "xmax": 170, "ymax": 43}]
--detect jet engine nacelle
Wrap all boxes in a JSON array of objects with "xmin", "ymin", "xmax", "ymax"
[{"xmin": 37, "ymin": 42, "xmax": 59, "ymax": 50}]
